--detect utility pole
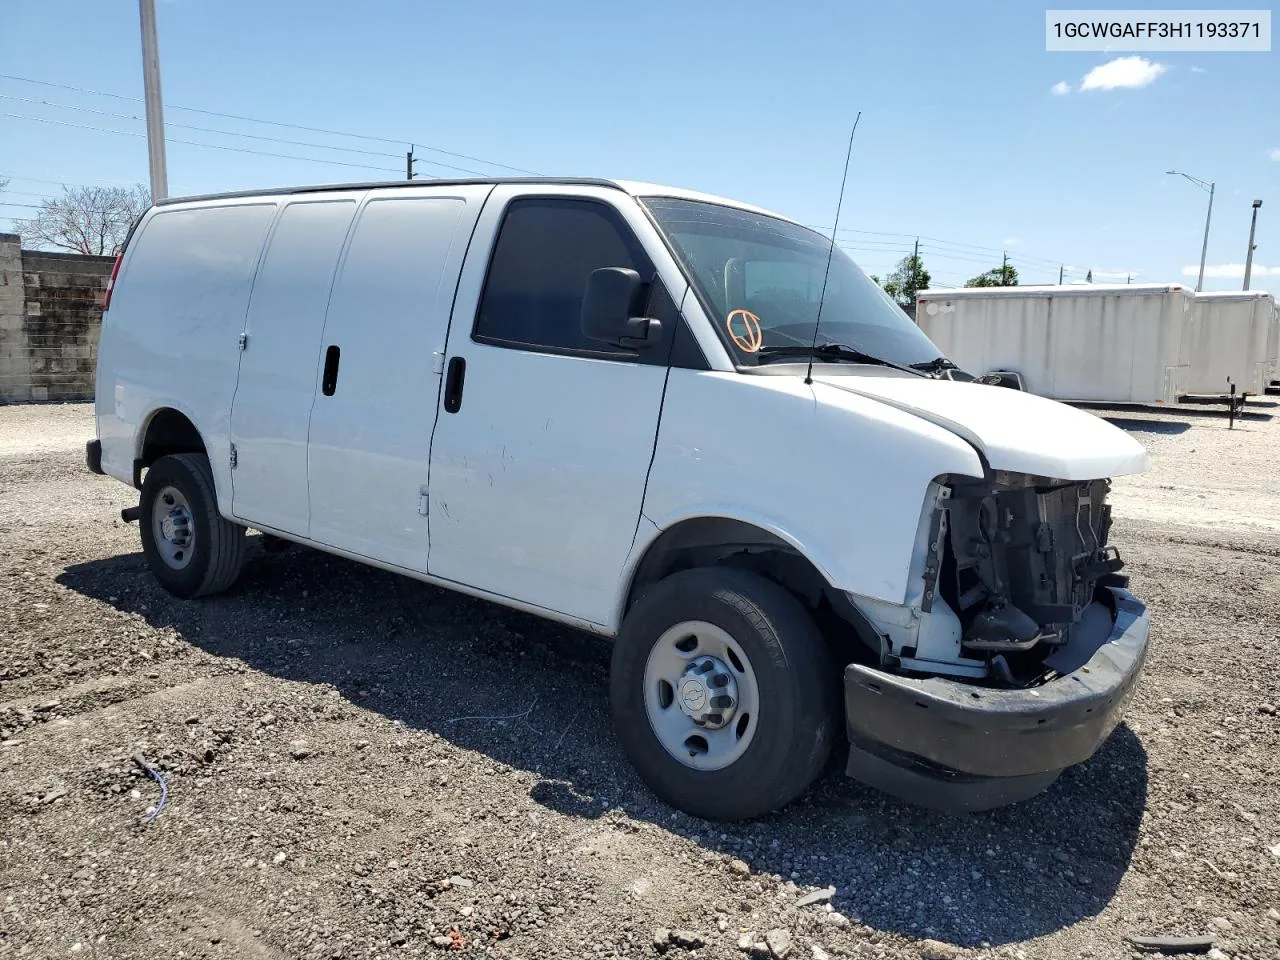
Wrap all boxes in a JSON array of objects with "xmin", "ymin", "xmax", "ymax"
[
  {"xmin": 406, "ymin": 145, "xmax": 417, "ymax": 181},
  {"xmin": 1058, "ymin": 264, "xmax": 1064, "ymax": 284},
  {"xmin": 1243, "ymin": 199, "xmax": 1262, "ymax": 290},
  {"xmin": 1167, "ymin": 170, "xmax": 1214, "ymax": 292},
  {"xmin": 138, "ymin": 0, "xmax": 168, "ymax": 200}
]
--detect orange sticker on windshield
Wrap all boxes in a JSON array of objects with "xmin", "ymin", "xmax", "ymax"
[{"xmin": 726, "ymin": 309, "xmax": 763, "ymax": 353}]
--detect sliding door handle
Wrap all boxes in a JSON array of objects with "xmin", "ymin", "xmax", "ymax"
[
  {"xmin": 321, "ymin": 345, "xmax": 341, "ymax": 396},
  {"xmin": 443, "ymin": 356, "xmax": 466, "ymax": 413}
]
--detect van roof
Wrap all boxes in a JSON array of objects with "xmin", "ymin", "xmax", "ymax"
[{"xmin": 154, "ymin": 177, "xmax": 799, "ymax": 226}]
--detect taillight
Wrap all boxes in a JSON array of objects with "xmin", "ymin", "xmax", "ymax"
[{"xmin": 102, "ymin": 253, "xmax": 123, "ymax": 311}]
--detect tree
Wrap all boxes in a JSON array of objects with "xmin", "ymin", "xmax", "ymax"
[
  {"xmin": 965, "ymin": 262, "xmax": 1019, "ymax": 287},
  {"xmin": 14, "ymin": 184, "xmax": 151, "ymax": 256},
  {"xmin": 881, "ymin": 252, "xmax": 931, "ymax": 308}
]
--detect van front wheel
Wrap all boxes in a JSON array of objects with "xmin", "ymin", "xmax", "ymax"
[
  {"xmin": 610, "ymin": 567, "xmax": 837, "ymax": 821},
  {"xmin": 139, "ymin": 453, "xmax": 248, "ymax": 599}
]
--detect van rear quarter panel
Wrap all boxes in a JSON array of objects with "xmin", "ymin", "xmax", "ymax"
[{"xmin": 96, "ymin": 200, "xmax": 278, "ymax": 502}]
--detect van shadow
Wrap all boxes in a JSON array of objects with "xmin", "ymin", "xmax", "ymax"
[{"xmin": 57, "ymin": 543, "xmax": 1147, "ymax": 949}]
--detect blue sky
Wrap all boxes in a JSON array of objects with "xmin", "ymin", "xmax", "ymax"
[{"xmin": 1, "ymin": 0, "xmax": 1276, "ymax": 290}]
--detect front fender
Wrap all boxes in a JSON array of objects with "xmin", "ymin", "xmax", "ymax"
[{"xmin": 635, "ymin": 370, "xmax": 984, "ymax": 615}]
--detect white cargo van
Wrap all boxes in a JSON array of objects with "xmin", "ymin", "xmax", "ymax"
[{"xmin": 87, "ymin": 178, "xmax": 1152, "ymax": 818}]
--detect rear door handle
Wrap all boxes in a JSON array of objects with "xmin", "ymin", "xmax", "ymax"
[
  {"xmin": 443, "ymin": 356, "xmax": 466, "ymax": 413},
  {"xmin": 321, "ymin": 345, "xmax": 341, "ymax": 396}
]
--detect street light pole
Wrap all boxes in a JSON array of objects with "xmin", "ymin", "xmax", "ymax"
[
  {"xmin": 1167, "ymin": 170, "xmax": 1214, "ymax": 292},
  {"xmin": 1243, "ymin": 200, "xmax": 1262, "ymax": 291},
  {"xmin": 139, "ymin": 0, "xmax": 168, "ymax": 201}
]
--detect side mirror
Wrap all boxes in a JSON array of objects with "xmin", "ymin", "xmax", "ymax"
[{"xmin": 581, "ymin": 267, "xmax": 663, "ymax": 349}]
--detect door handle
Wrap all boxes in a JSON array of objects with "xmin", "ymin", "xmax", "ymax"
[
  {"xmin": 321, "ymin": 345, "xmax": 341, "ymax": 396},
  {"xmin": 443, "ymin": 356, "xmax": 466, "ymax": 413}
]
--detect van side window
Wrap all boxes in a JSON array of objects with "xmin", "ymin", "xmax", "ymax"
[{"xmin": 474, "ymin": 197, "xmax": 652, "ymax": 356}]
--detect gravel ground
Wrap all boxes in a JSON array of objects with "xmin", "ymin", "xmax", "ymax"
[{"xmin": 2, "ymin": 400, "xmax": 1279, "ymax": 960}]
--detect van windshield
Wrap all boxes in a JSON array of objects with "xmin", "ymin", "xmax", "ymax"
[{"xmin": 641, "ymin": 197, "xmax": 946, "ymax": 370}]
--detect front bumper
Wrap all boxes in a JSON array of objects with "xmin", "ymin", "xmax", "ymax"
[{"xmin": 843, "ymin": 587, "xmax": 1150, "ymax": 812}]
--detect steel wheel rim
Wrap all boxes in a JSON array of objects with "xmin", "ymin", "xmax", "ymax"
[
  {"xmin": 643, "ymin": 620, "xmax": 760, "ymax": 772},
  {"xmin": 151, "ymin": 484, "xmax": 195, "ymax": 570}
]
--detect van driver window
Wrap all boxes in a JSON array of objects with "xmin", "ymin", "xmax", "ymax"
[{"xmin": 474, "ymin": 197, "xmax": 651, "ymax": 355}]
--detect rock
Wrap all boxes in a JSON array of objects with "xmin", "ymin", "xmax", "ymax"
[
  {"xmin": 431, "ymin": 935, "xmax": 454, "ymax": 949},
  {"xmin": 460, "ymin": 906, "xmax": 473, "ymax": 917},
  {"xmin": 1211, "ymin": 916, "xmax": 1232, "ymax": 931},
  {"xmin": 919, "ymin": 939, "xmax": 959, "ymax": 960},
  {"xmin": 670, "ymin": 930, "xmax": 705, "ymax": 949},
  {"xmin": 289, "ymin": 740, "xmax": 311, "ymax": 760},
  {"xmin": 766, "ymin": 928, "xmax": 792, "ymax": 959},
  {"xmin": 730, "ymin": 858, "xmax": 751, "ymax": 877},
  {"xmin": 653, "ymin": 928, "xmax": 671, "ymax": 952},
  {"xmin": 40, "ymin": 786, "xmax": 68, "ymax": 804},
  {"xmin": 445, "ymin": 875, "xmax": 474, "ymax": 888},
  {"xmin": 718, "ymin": 918, "xmax": 729, "ymax": 932},
  {"xmin": 812, "ymin": 948, "xmax": 830, "ymax": 960},
  {"xmin": 797, "ymin": 886, "xmax": 836, "ymax": 908},
  {"xmin": 272, "ymin": 852, "xmax": 287, "ymax": 864},
  {"xmin": 1260, "ymin": 703, "xmax": 1277, "ymax": 715},
  {"xmin": 354, "ymin": 740, "xmax": 370, "ymax": 750},
  {"xmin": 1207, "ymin": 949, "xmax": 1229, "ymax": 960},
  {"xmin": 184, "ymin": 715, "xmax": 200, "ymax": 724},
  {"xmin": 1267, "ymin": 907, "xmax": 1280, "ymax": 922},
  {"xmin": 828, "ymin": 913, "xmax": 851, "ymax": 930},
  {"xmin": 34, "ymin": 700, "xmax": 61, "ymax": 712}
]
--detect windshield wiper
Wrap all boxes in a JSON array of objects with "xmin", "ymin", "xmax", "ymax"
[
  {"xmin": 908, "ymin": 356, "xmax": 958, "ymax": 375},
  {"xmin": 756, "ymin": 342, "xmax": 926, "ymax": 376}
]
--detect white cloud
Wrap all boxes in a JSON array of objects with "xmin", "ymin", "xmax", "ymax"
[
  {"xmin": 1182, "ymin": 263, "xmax": 1280, "ymax": 279},
  {"xmin": 1002, "ymin": 237, "xmax": 1021, "ymax": 247},
  {"xmin": 1190, "ymin": 66, "xmax": 1207, "ymax": 74},
  {"xmin": 1080, "ymin": 56, "xmax": 1167, "ymax": 91},
  {"xmin": 1052, "ymin": 81, "xmax": 1072, "ymax": 96},
  {"xmin": 1269, "ymin": 148, "xmax": 1280, "ymax": 162}
]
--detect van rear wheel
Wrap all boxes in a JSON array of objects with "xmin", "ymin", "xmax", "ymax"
[
  {"xmin": 139, "ymin": 453, "xmax": 248, "ymax": 599},
  {"xmin": 610, "ymin": 567, "xmax": 838, "ymax": 821}
]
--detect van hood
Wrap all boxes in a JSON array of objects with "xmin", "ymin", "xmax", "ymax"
[{"xmin": 813, "ymin": 374, "xmax": 1150, "ymax": 480}]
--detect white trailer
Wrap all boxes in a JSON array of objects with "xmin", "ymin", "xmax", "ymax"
[
  {"xmin": 1185, "ymin": 291, "xmax": 1278, "ymax": 396},
  {"xmin": 916, "ymin": 284, "xmax": 1195, "ymax": 405}
]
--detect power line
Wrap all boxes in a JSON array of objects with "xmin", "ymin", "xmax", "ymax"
[
  {"xmin": 814, "ymin": 222, "xmax": 1069, "ymax": 271},
  {"xmin": 0, "ymin": 93, "xmax": 491, "ymax": 176},
  {"xmin": 1, "ymin": 112, "xmax": 403, "ymax": 173},
  {"xmin": 0, "ymin": 172, "xmax": 142, "ymax": 188},
  {"xmin": 0, "ymin": 73, "xmax": 541, "ymax": 175}
]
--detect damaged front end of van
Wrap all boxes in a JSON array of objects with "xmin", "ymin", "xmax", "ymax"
[{"xmin": 841, "ymin": 469, "xmax": 1150, "ymax": 812}]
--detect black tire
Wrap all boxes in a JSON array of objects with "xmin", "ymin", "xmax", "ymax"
[
  {"xmin": 139, "ymin": 453, "xmax": 248, "ymax": 599},
  {"xmin": 609, "ymin": 567, "xmax": 838, "ymax": 821}
]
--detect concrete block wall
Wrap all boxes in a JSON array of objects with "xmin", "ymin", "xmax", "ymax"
[{"xmin": 0, "ymin": 234, "xmax": 114, "ymax": 403}]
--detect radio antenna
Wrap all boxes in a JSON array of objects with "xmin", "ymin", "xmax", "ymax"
[{"xmin": 805, "ymin": 112, "xmax": 862, "ymax": 386}]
